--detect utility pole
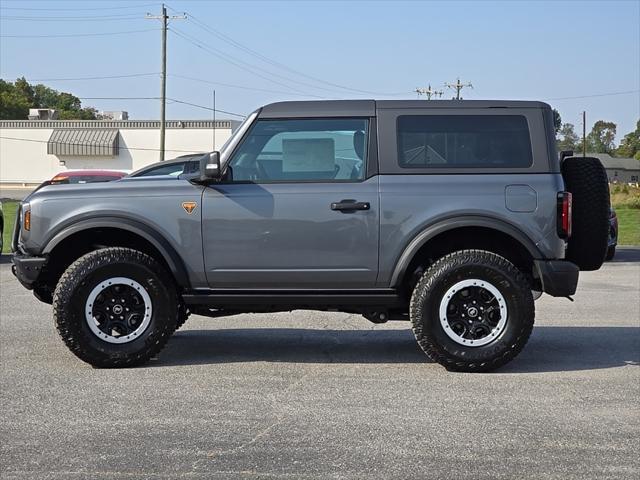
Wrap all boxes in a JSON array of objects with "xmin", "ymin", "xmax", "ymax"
[
  {"xmin": 415, "ymin": 84, "xmax": 443, "ymax": 100},
  {"xmin": 146, "ymin": 4, "xmax": 186, "ymax": 161},
  {"xmin": 582, "ymin": 111, "xmax": 586, "ymax": 157},
  {"xmin": 445, "ymin": 77, "xmax": 473, "ymax": 100}
]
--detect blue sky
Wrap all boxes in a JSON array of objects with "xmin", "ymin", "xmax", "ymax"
[{"xmin": 1, "ymin": 0, "xmax": 639, "ymax": 141}]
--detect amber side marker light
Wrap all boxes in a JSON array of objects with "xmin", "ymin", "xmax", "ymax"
[{"xmin": 24, "ymin": 210, "xmax": 31, "ymax": 231}]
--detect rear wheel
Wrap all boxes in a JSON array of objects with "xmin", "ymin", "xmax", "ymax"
[
  {"xmin": 53, "ymin": 247, "xmax": 177, "ymax": 367},
  {"xmin": 410, "ymin": 250, "xmax": 534, "ymax": 372}
]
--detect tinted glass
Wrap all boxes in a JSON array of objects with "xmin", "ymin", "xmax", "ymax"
[
  {"xmin": 52, "ymin": 175, "xmax": 121, "ymax": 184},
  {"xmin": 134, "ymin": 162, "xmax": 186, "ymax": 177},
  {"xmin": 229, "ymin": 118, "xmax": 368, "ymax": 182},
  {"xmin": 397, "ymin": 115, "xmax": 533, "ymax": 168},
  {"xmin": 182, "ymin": 160, "xmax": 200, "ymax": 174}
]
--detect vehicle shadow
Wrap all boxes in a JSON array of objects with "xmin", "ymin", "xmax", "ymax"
[
  {"xmin": 0, "ymin": 254, "xmax": 13, "ymax": 265},
  {"xmin": 155, "ymin": 326, "xmax": 639, "ymax": 373},
  {"xmin": 609, "ymin": 247, "xmax": 640, "ymax": 263}
]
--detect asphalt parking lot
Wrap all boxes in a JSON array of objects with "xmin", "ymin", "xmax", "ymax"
[{"xmin": 0, "ymin": 251, "xmax": 638, "ymax": 480}]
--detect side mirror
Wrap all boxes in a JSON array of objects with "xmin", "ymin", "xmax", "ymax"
[
  {"xmin": 559, "ymin": 150, "xmax": 574, "ymax": 163},
  {"xmin": 199, "ymin": 151, "xmax": 222, "ymax": 182}
]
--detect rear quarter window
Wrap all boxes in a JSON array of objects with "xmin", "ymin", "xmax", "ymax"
[{"xmin": 397, "ymin": 115, "xmax": 533, "ymax": 168}]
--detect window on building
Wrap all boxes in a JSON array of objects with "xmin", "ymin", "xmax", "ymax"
[
  {"xmin": 397, "ymin": 115, "xmax": 533, "ymax": 168},
  {"xmin": 228, "ymin": 118, "xmax": 368, "ymax": 182}
]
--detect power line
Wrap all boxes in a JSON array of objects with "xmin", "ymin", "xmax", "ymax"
[
  {"xmin": 0, "ymin": 3, "xmax": 159, "ymax": 11},
  {"xmin": 169, "ymin": 27, "xmax": 327, "ymax": 99},
  {"xmin": 169, "ymin": 73, "xmax": 325, "ymax": 98},
  {"xmin": 1, "ymin": 14, "xmax": 144, "ymax": 22},
  {"xmin": 166, "ymin": 98, "xmax": 245, "ymax": 118},
  {"xmin": 1, "ymin": 12, "xmax": 144, "ymax": 19},
  {"xmin": 76, "ymin": 96, "xmax": 246, "ymax": 117},
  {"xmin": 169, "ymin": 26, "xmax": 326, "ymax": 98},
  {"xmin": 171, "ymin": 6, "xmax": 410, "ymax": 97},
  {"xmin": 543, "ymin": 90, "xmax": 640, "ymax": 101},
  {"xmin": 0, "ymin": 136, "xmax": 202, "ymax": 154},
  {"xmin": 79, "ymin": 97, "xmax": 161, "ymax": 100},
  {"xmin": 0, "ymin": 28, "xmax": 159, "ymax": 38},
  {"xmin": 14, "ymin": 73, "xmax": 160, "ymax": 82}
]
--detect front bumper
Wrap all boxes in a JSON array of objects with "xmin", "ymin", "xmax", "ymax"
[
  {"xmin": 12, "ymin": 253, "xmax": 47, "ymax": 290},
  {"xmin": 534, "ymin": 260, "xmax": 579, "ymax": 297}
]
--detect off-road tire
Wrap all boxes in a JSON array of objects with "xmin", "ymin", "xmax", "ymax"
[
  {"xmin": 410, "ymin": 250, "xmax": 535, "ymax": 372},
  {"xmin": 561, "ymin": 156, "xmax": 610, "ymax": 271},
  {"xmin": 176, "ymin": 303, "xmax": 190, "ymax": 331},
  {"xmin": 53, "ymin": 247, "xmax": 178, "ymax": 367},
  {"xmin": 605, "ymin": 245, "xmax": 616, "ymax": 261}
]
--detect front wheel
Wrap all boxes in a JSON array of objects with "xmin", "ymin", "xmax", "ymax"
[
  {"xmin": 53, "ymin": 247, "xmax": 178, "ymax": 367},
  {"xmin": 605, "ymin": 245, "xmax": 616, "ymax": 261},
  {"xmin": 410, "ymin": 250, "xmax": 535, "ymax": 372}
]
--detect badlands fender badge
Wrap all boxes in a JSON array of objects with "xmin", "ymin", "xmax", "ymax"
[{"xmin": 182, "ymin": 201, "xmax": 197, "ymax": 214}]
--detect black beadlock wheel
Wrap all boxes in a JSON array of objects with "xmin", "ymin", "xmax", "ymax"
[
  {"xmin": 53, "ymin": 247, "xmax": 178, "ymax": 368},
  {"xmin": 410, "ymin": 250, "xmax": 535, "ymax": 373},
  {"xmin": 561, "ymin": 156, "xmax": 610, "ymax": 271}
]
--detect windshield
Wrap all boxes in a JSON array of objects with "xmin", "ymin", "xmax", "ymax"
[{"xmin": 219, "ymin": 109, "xmax": 259, "ymax": 165}]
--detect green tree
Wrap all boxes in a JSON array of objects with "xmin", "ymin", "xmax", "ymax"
[
  {"xmin": 585, "ymin": 120, "xmax": 617, "ymax": 154},
  {"xmin": 13, "ymin": 77, "xmax": 34, "ymax": 105},
  {"xmin": 58, "ymin": 107, "xmax": 98, "ymax": 120},
  {"xmin": 552, "ymin": 108, "xmax": 562, "ymax": 134},
  {"xmin": 615, "ymin": 120, "xmax": 640, "ymax": 160},
  {"xmin": 0, "ymin": 79, "xmax": 30, "ymax": 119},
  {"xmin": 556, "ymin": 123, "xmax": 580, "ymax": 152},
  {"xmin": 0, "ymin": 77, "xmax": 97, "ymax": 120}
]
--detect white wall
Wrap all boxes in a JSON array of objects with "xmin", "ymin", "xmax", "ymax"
[{"xmin": 0, "ymin": 126, "xmax": 232, "ymax": 185}]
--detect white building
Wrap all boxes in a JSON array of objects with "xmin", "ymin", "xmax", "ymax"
[
  {"xmin": 98, "ymin": 111, "xmax": 129, "ymax": 121},
  {"xmin": 0, "ymin": 119, "xmax": 238, "ymax": 186}
]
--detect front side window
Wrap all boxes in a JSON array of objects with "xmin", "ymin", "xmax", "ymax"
[
  {"xmin": 135, "ymin": 162, "xmax": 186, "ymax": 177},
  {"xmin": 397, "ymin": 115, "xmax": 533, "ymax": 168},
  {"xmin": 228, "ymin": 118, "xmax": 368, "ymax": 182}
]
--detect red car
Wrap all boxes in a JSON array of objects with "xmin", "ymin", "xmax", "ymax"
[{"xmin": 49, "ymin": 170, "xmax": 126, "ymax": 185}]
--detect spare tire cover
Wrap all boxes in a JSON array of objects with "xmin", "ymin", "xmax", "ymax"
[{"xmin": 561, "ymin": 156, "xmax": 610, "ymax": 271}]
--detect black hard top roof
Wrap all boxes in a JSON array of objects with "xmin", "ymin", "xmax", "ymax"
[{"xmin": 259, "ymin": 100, "xmax": 551, "ymax": 118}]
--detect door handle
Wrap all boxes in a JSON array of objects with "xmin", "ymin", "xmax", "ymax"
[{"xmin": 330, "ymin": 200, "xmax": 370, "ymax": 212}]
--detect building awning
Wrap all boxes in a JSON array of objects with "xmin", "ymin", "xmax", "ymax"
[{"xmin": 47, "ymin": 129, "xmax": 119, "ymax": 156}]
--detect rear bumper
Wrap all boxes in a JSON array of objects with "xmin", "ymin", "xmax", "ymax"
[
  {"xmin": 534, "ymin": 260, "xmax": 579, "ymax": 297},
  {"xmin": 11, "ymin": 253, "xmax": 47, "ymax": 290}
]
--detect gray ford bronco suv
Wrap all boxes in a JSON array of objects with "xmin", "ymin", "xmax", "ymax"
[{"xmin": 12, "ymin": 100, "xmax": 610, "ymax": 371}]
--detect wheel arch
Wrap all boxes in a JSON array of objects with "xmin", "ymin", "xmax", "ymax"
[
  {"xmin": 390, "ymin": 216, "xmax": 542, "ymax": 289},
  {"xmin": 42, "ymin": 216, "xmax": 190, "ymax": 289}
]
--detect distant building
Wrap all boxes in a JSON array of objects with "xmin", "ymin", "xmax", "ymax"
[
  {"xmin": 27, "ymin": 108, "xmax": 58, "ymax": 120},
  {"xmin": 582, "ymin": 153, "xmax": 640, "ymax": 184},
  {"xmin": 98, "ymin": 111, "xmax": 129, "ymax": 121},
  {"xmin": 0, "ymin": 119, "xmax": 240, "ymax": 186}
]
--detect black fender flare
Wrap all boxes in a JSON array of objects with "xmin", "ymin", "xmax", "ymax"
[
  {"xmin": 389, "ymin": 215, "xmax": 543, "ymax": 287},
  {"xmin": 41, "ymin": 216, "xmax": 191, "ymax": 288}
]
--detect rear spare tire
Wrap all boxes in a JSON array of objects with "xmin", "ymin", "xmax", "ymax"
[{"xmin": 561, "ymin": 156, "xmax": 610, "ymax": 271}]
